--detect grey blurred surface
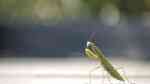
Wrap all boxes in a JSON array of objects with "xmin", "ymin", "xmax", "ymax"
[
  {"xmin": 0, "ymin": 57, "xmax": 149, "ymax": 84},
  {"xmin": 1, "ymin": 19, "xmax": 150, "ymax": 60}
]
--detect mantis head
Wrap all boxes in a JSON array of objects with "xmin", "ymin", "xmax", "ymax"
[
  {"xmin": 86, "ymin": 41, "xmax": 95, "ymax": 47},
  {"xmin": 87, "ymin": 31, "xmax": 97, "ymax": 47}
]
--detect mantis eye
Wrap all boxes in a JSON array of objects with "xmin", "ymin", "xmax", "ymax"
[
  {"xmin": 86, "ymin": 41, "xmax": 93, "ymax": 47},
  {"xmin": 86, "ymin": 41, "xmax": 91, "ymax": 47}
]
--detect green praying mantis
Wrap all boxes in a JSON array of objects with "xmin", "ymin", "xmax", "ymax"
[{"xmin": 84, "ymin": 40, "xmax": 134, "ymax": 84}]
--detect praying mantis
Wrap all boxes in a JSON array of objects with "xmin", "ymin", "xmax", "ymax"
[{"xmin": 84, "ymin": 40, "xmax": 134, "ymax": 84}]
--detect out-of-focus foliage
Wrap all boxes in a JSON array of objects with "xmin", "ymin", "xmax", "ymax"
[
  {"xmin": 119, "ymin": 0, "xmax": 145, "ymax": 16},
  {"xmin": 0, "ymin": 0, "xmax": 34, "ymax": 18},
  {"xmin": 81, "ymin": 0, "xmax": 120, "ymax": 18},
  {"xmin": 0, "ymin": 0, "xmax": 64, "ymax": 23},
  {"xmin": 0, "ymin": 0, "xmax": 148, "ymax": 23}
]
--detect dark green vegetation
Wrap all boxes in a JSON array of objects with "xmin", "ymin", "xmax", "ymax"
[{"xmin": 0, "ymin": 0, "xmax": 148, "ymax": 22}]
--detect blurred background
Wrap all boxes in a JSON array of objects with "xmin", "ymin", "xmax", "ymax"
[{"xmin": 0, "ymin": 0, "xmax": 150, "ymax": 84}]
